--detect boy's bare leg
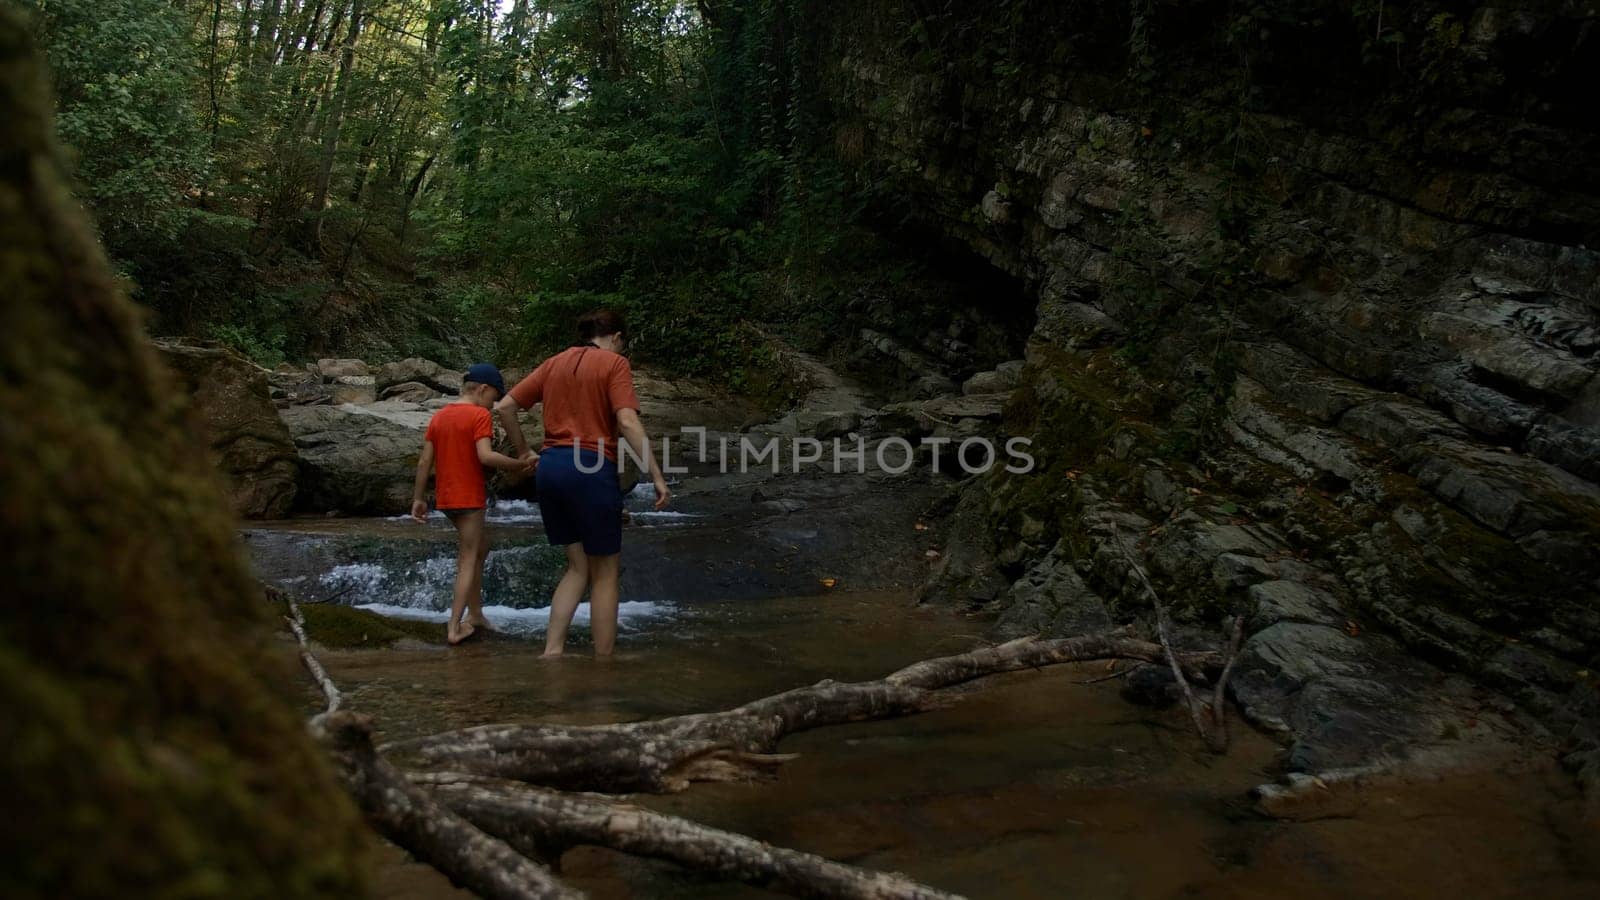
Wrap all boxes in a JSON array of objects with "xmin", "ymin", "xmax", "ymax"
[
  {"xmin": 447, "ymin": 511, "xmax": 486, "ymax": 645},
  {"xmin": 465, "ymin": 538, "xmax": 493, "ymax": 631},
  {"xmin": 587, "ymin": 554, "xmax": 621, "ymax": 657},
  {"xmin": 543, "ymin": 542, "xmax": 589, "ymax": 657}
]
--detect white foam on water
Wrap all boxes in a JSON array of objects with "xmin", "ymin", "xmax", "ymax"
[
  {"xmin": 380, "ymin": 493, "xmax": 691, "ymax": 527},
  {"xmin": 318, "ymin": 545, "xmax": 548, "ymax": 609},
  {"xmin": 355, "ymin": 600, "xmax": 674, "ymax": 636},
  {"xmin": 487, "ymin": 499, "xmax": 543, "ymax": 524}
]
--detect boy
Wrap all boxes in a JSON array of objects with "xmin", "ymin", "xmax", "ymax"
[{"xmin": 410, "ymin": 363, "xmax": 533, "ymax": 644}]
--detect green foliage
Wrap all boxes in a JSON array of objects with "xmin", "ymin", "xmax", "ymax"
[
  {"xmin": 22, "ymin": 0, "xmax": 207, "ymax": 254},
  {"xmin": 22, "ymin": 0, "xmax": 875, "ymax": 377}
]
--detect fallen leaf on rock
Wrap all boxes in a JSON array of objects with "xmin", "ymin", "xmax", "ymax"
[
  {"xmin": 820, "ymin": 577, "xmax": 837, "ymax": 589},
  {"xmin": 924, "ymin": 549, "xmax": 941, "ymax": 560},
  {"xmin": 1345, "ymin": 620, "xmax": 1362, "ymax": 637},
  {"xmin": 914, "ymin": 521, "xmax": 928, "ymax": 531}
]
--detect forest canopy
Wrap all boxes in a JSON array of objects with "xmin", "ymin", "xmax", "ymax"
[{"xmin": 21, "ymin": 0, "xmax": 864, "ymax": 372}]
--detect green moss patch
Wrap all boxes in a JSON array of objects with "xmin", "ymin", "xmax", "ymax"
[{"xmin": 298, "ymin": 604, "xmax": 447, "ymax": 649}]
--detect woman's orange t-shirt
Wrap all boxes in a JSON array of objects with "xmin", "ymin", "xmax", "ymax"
[
  {"xmin": 507, "ymin": 346, "xmax": 640, "ymax": 461},
  {"xmin": 424, "ymin": 403, "xmax": 493, "ymax": 509}
]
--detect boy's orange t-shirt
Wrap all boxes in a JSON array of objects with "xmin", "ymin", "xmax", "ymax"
[
  {"xmin": 506, "ymin": 346, "xmax": 641, "ymax": 461},
  {"xmin": 424, "ymin": 403, "xmax": 493, "ymax": 509}
]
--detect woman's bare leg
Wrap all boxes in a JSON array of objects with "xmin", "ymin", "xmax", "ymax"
[
  {"xmin": 587, "ymin": 553, "xmax": 621, "ymax": 657},
  {"xmin": 448, "ymin": 511, "xmax": 486, "ymax": 645},
  {"xmin": 543, "ymin": 542, "xmax": 589, "ymax": 656}
]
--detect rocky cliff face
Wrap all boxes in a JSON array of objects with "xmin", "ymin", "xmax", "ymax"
[{"xmin": 825, "ymin": 2, "xmax": 1599, "ymax": 781}]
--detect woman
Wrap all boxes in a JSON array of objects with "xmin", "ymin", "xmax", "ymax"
[{"xmin": 495, "ymin": 309, "xmax": 670, "ymax": 656}]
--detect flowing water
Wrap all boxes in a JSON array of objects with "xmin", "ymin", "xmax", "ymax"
[{"xmin": 246, "ymin": 495, "xmax": 1600, "ymax": 899}]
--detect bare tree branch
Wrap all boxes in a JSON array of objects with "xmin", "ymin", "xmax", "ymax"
[
  {"xmin": 316, "ymin": 713, "xmax": 583, "ymax": 900},
  {"xmin": 413, "ymin": 773, "xmax": 966, "ymax": 900}
]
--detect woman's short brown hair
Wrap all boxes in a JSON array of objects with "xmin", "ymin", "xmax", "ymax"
[{"xmin": 577, "ymin": 308, "xmax": 626, "ymax": 342}]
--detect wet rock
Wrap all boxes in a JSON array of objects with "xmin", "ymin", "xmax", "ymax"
[
  {"xmin": 1403, "ymin": 361, "xmax": 1537, "ymax": 444},
  {"xmin": 961, "ymin": 360, "xmax": 1025, "ymax": 395},
  {"xmin": 380, "ymin": 380, "xmax": 444, "ymax": 404},
  {"xmin": 1402, "ymin": 437, "xmax": 1600, "ymax": 572},
  {"xmin": 1338, "ymin": 399, "xmax": 1469, "ymax": 450},
  {"xmin": 316, "ymin": 357, "xmax": 369, "ymax": 380},
  {"xmin": 1238, "ymin": 342, "xmax": 1387, "ymax": 422},
  {"xmin": 917, "ymin": 480, "xmax": 1009, "ymax": 606},
  {"xmin": 330, "ymin": 375, "xmax": 376, "ymax": 405},
  {"xmin": 374, "ymin": 357, "xmax": 463, "ymax": 395},
  {"xmin": 280, "ymin": 404, "xmax": 423, "ymax": 515},
  {"xmin": 1032, "ymin": 299, "xmax": 1122, "ymax": 349},
  {"xmin": 1225, "ymin": 377, "xmax": 1377, "ymax": 495},
  {"xmin": 1247, "ymin": 580, "xmax": 1344, "ymax": 628},
  {"xmin": 980, "ymin": 188, "xmax": 1012, "ymax": 224},
  {"xmin": 1525, "ymin": 419, "xmax": 1600, "ymax": 482},
  {"xmin": 154, "ymin": 340, "xmax": 299, "ymax": 518},
  {"xmin": 759, "ymin": 498, "xmax": 808, "ymax": 514},
  {"xmin": 860, "ymin": 328, "xmax": 959, "ymax": 396},
  {"xmin": 997, "ymin": 540, "xmax": 1112, "ymax": 637},
  {"xmin": 812, "ymin": 412, "xmax": 862, "ymax": 440},
  {"xmin": 1420, "ymin": 310, "xmax": 1595, "ymax": 401},
  {"xmin": 1211, "ymin": 552, "xmax": 1275, "ymax": 591},
  {"xmin": 1120, "ymin": 665, "xmax": 1179, "ymax": 709}
]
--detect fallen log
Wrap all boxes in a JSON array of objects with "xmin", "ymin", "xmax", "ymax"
[
  {"xmin": 386, "ymin": 679, "xmax": 941, "ymax": 792},
  {"xmin": 414, "ymin": 773, "xmax": 965, "ymax": 900},
  {"xmin": 386, "ymin": 632, "xmax": 1221, "ymax": 792},
  {"xmin": 316, "ymin": 712, "xmax": 583, "ymax": 900}
]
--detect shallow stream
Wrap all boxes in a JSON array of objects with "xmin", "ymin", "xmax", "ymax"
[{"xmin": 245, "ymin": 498, "xmax": 1599, "ymax": 899}]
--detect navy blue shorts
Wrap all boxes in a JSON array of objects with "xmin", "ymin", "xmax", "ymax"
[{"xmin": 536, "ymin": 446, "xmax": 623, "ymax": 555}]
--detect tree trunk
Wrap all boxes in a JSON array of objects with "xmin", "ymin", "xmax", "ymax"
[{"xmin": 312, "ymin": 0, "xmax": 364, "ymax": 243}]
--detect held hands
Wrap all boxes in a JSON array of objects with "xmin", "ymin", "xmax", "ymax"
[
  {"xmin": 653, "ymin": 476, "xmax": 672, "ymax": 511},
  {"xmin": 410, "ymin": 499, "xmax": 429, "ymax": 523}
]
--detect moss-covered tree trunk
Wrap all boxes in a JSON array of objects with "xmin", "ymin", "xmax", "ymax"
[{"xmin": 0, "ymin": 7, "xmax": 369, "ymax": 896}]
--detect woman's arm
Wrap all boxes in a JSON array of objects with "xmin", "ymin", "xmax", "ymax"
[
  {"xmin": 616, "ymin": 407, "xmax": 670, "ymax": 510},
  {"xmin": 494, "ymin": 395, "xmax": 533, "ymax": 459},
  {"xmin": 410, "ymin": 441, "xmax": 435, "ymax": 522}
]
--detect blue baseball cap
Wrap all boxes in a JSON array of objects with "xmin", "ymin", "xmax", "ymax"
[{"xmin": 464, "ymin": 363, "xmax": 506, "ymax": 396}]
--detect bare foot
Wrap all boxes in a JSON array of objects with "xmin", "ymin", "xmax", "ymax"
[
  {"xmin": 447, "ymin": 622, "xmax": 476, "ymax": 645},
  {"xmin": 540, "ymin": 648, "xmax": 563, "ymax": 658},
  {"xmin": 466, "ymin": 615, "xmax": 494, "ymax": 633}
]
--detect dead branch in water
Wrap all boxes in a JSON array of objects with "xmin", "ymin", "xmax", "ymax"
[
  {"xmin": 384, "ymin": 632, "xmax": 1220, "ymax": 792},
  {"xmin": 282, "ymin": 575, "xmax": 1231, "ymax": 898},
  {"xmin": 278, "ymin": 586, "xmax": 965, "ymax": 898},
  {"xmin": 1112, "ymin": 533, "xmax": 1247, "ymax": 753},
  {"xmin": 279, "ymin": 588, "xmax": 342, "ymax": 715},
  {"xmin": 412, "ymin": 772, "xmax": 963, "ymax": 900},
  {"xmin": 317, "ymin": 714, "xmax": 582, "ymax": 900}
]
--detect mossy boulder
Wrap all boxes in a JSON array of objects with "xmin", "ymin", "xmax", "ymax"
[{"xmin": 0, "ymin": 11, "xmax": 368, "ymax": 896}]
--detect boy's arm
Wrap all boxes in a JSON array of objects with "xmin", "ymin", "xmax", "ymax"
[
  {"xmin": 494, "ymin": 395, "xmax": 533, "ymax": 459},
  {"xmin": 477, "ymin": 437, "xmax": 532, "ymax": 471},
  {"xmin": 410, "ymin": 441, "xmax": 435, "ymax": 522}
]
